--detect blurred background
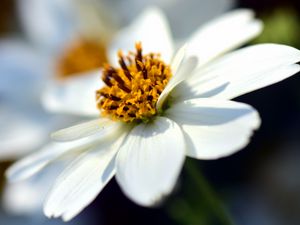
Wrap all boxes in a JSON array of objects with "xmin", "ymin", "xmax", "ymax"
[{"xmin": 1, "ymin": 0, "xmax": 300, "ymax": 224}]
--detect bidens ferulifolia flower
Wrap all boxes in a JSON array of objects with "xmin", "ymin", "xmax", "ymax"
[{"xmin": 7, "ymin": 7, "xmax": 300, "ymax": 221}]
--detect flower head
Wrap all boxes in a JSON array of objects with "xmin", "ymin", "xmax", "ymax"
[
  {"xmin": 7, "ymin": 7, "xmax": 300, "ymax": 221},
  {"xmin": 0, "ymin": 0, "xmax": 117, "ymax": 218},
  {"xmin": 97, "ymin": 42, "xmax": 172, "ymax": 122}
]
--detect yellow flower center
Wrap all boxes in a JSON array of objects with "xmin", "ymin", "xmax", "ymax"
[
  {"xmin": 56, "ymin": 38, "xmax": 107, "ymax": 79},
  {"xmin": 96, "ymin": 42, "xmax": 172, "ymax": 123}
]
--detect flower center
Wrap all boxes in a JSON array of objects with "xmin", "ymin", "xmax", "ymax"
[
  {"xmin": 56, "ymin": 38, "xmax": 107, "ymax": 79},
  {"xmin": 96, "ymin": 42, "xmax": 172, "ymax": 123}
]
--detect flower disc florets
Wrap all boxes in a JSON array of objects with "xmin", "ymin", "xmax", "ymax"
[
  {"xmin": 57, "ymin": 38, "xmax": 107, "ymax": 79},
  {"xmin": 96, "ymin": 42, "xmax": 172, "ymax": 122}
]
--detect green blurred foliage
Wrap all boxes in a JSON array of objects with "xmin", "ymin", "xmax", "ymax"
[{"xmin": 254, "ymin": 8, "xmax": 300, "ymax": 48}]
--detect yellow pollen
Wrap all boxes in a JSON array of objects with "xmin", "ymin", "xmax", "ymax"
[
  {"xmin": 56, "ymin": 38, "xmax": 107, "ymax": 79},
  {"xmin": 96, "ymin": 42, "xmax": 172, "ymax": 122}
]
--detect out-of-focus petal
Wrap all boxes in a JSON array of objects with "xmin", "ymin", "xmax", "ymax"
[
  {"xmin": 17, "ymin": 0, "xmax": 76, "ymax": 51},
  {"xmin": 3, "ymin": 162, "xmax": 67, "ymax": 215},
  {"xmin": 0, "ymin": 39, "xmax": 48, "ymax": 99},
  {"xmin": 42, "ymin": 70, "xmax": 103, "ymax": 116},
  {"xmin": 0, "ymin": 106, "xmax": 48, "ymax": 161},
  {"xmin": 108, "ymin": 7, "xmax": 174, "ymax": 66}
]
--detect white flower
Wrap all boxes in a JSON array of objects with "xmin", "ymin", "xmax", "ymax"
[
  {"xmin": 0, "ymin": 4, "xmax": 114, "ymax": 157},
  {"xmin": 7, "ymin": 7, "xmax": 300, "ymax": 222},
  {"xmin": 2, "ymin": 0, "xmax": 232, "ymax": 217},
  {"xmin": 0, "ymin": 0, "xmax": 115, "ymax": 217}
]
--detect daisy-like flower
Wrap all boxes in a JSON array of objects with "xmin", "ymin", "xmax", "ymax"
[
  {"xmin": 7, "ymin": 7, "xmax": 300, "ymax": 221},
  {"xmin": 0, "ymin": 0, "xmax": 114, "ymax": 218},
  {"xmin": 2, "ymin": 0, "xmax": 232, "ymax": 218}
]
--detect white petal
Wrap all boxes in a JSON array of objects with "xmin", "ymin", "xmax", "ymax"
[
  {"xmin": 44, "ymin": 133, "xmax": 126, "ymax": 221},
  {"xmin": 108, "ymin": 7, "xmax": 174, "ymax": 66},
  {"xmin": 3, "ymin": 180, "xmax": 44, "ymax": 215},
  {"xmin": 17, "ymin": 0, "xmax": 76, "ymax": 50},
  {"xmin": 104, "ymin": 0, "xmax": 233, "ymax": 41},
  {"xmin": 170, "ymin": 44, "xmax": 187, "ymax": 73},
  {"xmin": 116, "ymin": 117, "xmax": 185, "ymax": 206},
  {"xmin": 179, "ymin": 44, "xmax": 300, "ymax": 101},
  {"xmin": 156, "ymin": 52, "xmax": 198, "ymax": 110},
  {"xmin": 51, "ymin": 118, "xmax": 123, "ymax": 142},
  {"xmin": 6, "ymin": 122, "xmax": 125, "ymax": 182},
  {"xmin": 3, "ymin": 162, "xmax": 66, "ymax": 215},
  {"xmin": 166, "ymin": 98, "xmax": 260, "ymax": 159},
  {"xmin": 0, "ymin": 110, "xmax": 47, "ymax": 161},
  {"xmin": 186, "ymin": 9, "xmax": 262, "ymax": 66},
  {"xmin": 42, "ymin": 70, "xmax": 103, "ymax": 116},
  {"xmin": 6, "ymin": 142, "xmax": 87, "ymax": 182},
  {"xmin": 0, "ymin": 39, "xmax": 48, "ymax": 98},
  {"xmin": 0, "ymin": 40, "xmax": 56, "ymax": 160}
]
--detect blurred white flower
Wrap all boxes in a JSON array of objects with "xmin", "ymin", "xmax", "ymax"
[
  {"xmin": 0, "ymin": 0, "xmax": 96, "ymax": 161},
  {"xmin": 0, "ymin": 0, "xmax": 114, "ymax": 219},
  {"xmin": 16, "ymin": 0, "xmax": 117, "ymax": 51},
  {"xmin": 0, "ymin": 34, "xmax": 64, "ymax": 161},
  {"xmin": 7, "ymin": 7, "xmax": 300, "ymax": 221}
]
